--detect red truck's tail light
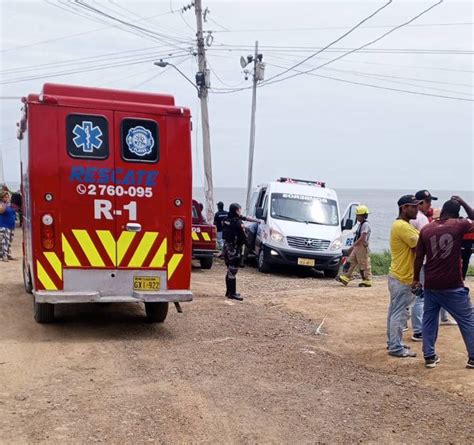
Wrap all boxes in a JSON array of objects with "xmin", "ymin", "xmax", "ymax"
[
  {"xmin": 41, "ymin": 214, "xmax": 55, "ymax": 250},
  {"xmin": 173, "ymin": 218, "xmax": 184, "ymax": 252}
]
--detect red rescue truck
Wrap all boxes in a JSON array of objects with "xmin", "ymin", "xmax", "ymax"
[
  {"xmin": 17, "ymin": 84, "xmax": 193, "ymax": 323},
  {"xmin": 191, "ymin": 199, "xmax": 218, "ymax": 269}
]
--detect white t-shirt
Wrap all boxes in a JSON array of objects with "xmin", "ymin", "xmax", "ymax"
[{"xmin": 411, "ymin": 211, "xmax": 429, "ymax": 231}]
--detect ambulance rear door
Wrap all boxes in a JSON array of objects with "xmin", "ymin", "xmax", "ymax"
[
  {"xmin": 113, "ymin": 111, "xmax": 166, "ymax": 291},
  {"xmin": 58, "ymin": 107, "xmax": 117, "ymax": 275}
]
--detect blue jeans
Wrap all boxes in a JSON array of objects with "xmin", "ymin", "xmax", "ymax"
[
  {"xmin": 412, "ymin": 268, "xmax": 450, "ymax": 334},
  {"xmin": 422, "ymin": 287, "xmax": 474, "ymax": 359},
  {"xmin": 387, "ymin": 276, "xmax": 415, "ymax": 353}
]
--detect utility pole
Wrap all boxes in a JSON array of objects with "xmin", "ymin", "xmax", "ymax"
[
  {"xmin": 194, "ymin": 0, "xmax": 214, "ymax": 223},
  {"xmin": 243, "ymin": 42, "xmax": 264, "ymax": 212}
]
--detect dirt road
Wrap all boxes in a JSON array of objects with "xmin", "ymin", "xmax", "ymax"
[{"xmin": 1, "ymin": 240, "xmax": 473, "ymax": 443}]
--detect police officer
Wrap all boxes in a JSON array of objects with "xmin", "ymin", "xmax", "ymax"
[{"xmin": 222, "ymin": 203, "xmax": 247, "ymax": 301}]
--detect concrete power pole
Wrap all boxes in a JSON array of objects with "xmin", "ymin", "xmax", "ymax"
[
  {"xmin": 194, "ymin": 0, "xmax": 214, "ymax": 222},
  {"xmin": 245, "ymin": 42, "xmax": 264, "ymax": 213}
]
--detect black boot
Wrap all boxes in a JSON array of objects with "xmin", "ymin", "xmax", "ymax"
[
  {"xmin": 225, "ymin": 277, "xmax": 231, "ymax": 297},
  {"xmin": 229, "ymin": 279, "xmax": 243, "ymax": 301}
]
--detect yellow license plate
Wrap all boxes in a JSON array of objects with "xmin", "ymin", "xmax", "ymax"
[
  {"xmin": 298, "ymin": 258, "xmax": 315, "ymax": 267},
  {"xmin": 133, "ymin": 276, "xmax": 161, "ymax": 291}
]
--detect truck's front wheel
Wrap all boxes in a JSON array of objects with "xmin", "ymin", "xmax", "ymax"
[
  {"xmin": 258, "ymin": 249, "xmax": 271, "ymax": 274},
  {"xmin": 199, "ymin": 257, "xmax": 213, "ymax": 269},
  {"xmin": 34, "ymin": 300, "xmax": 54, "ymax": 324},
  {"xmin": 145, "ymin": 302, "xmax": 168, "ymax": 323}
]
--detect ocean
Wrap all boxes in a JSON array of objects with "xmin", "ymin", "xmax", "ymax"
[{"xmin": 194, "ymin": 188, "xmax": 474, "ymax": 253}]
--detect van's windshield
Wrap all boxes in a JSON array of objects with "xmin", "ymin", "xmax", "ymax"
[{"xmin": 270, "ymin": 193, "xmax": 339, "ymax": 226}]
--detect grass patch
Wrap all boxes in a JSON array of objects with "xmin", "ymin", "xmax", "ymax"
[
  {"xmin": 370, "ymin": 251, "xmax": 392, "ymax": 276},
  {"xmin": 370, "ymin": 252, "xmax": 474, "ymax": 277}
]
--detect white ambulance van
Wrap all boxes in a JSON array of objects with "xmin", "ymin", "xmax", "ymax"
[{"xmin": 247, "ymin": 178, "xmax": 358, "ymax": 277}]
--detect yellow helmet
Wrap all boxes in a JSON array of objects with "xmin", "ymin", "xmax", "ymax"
[{"xmin": 356, "ymin": 205, "xmax": 370, "ymax": 216}]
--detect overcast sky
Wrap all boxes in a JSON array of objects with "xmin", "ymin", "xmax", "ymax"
[{"xmin": 1, "ymin": 0, "xmax": 473, "ymax": 191}]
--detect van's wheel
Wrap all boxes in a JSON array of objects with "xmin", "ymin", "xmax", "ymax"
[
  {"xmin": 258, "ymin": 249, "xmax": 271, "ymax": 274},
  {"xmin": 324, "ymin": 269, "xmax": 339, "ymax": 279},
  {"xmin": 199, "ymin": 257, "xmax": 213, "ymax": 270},
  {"xmin": 145, "ymin": 302, "xmax": 169, "ymax": 323},
  {"xmin": 34, "ymin": 299, "xmax": 54, "ymax": 324},
  {"xmin": 23, "ymin": 260, "xmax": 33, "ymax": 294}
]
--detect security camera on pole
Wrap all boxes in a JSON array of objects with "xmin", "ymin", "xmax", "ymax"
[{"xmin": 242, "ymin": 42, "xmax": 265, "ymax": 213}]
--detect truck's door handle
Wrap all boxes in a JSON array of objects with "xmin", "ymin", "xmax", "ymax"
[{"xmin": 125, "ymin": 223, "xmax": 142, "ymax": 232}]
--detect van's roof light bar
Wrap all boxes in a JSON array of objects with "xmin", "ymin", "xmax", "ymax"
[{"xmin": 277, "ymin": 177, "xmax": 326, "ymax": 188}]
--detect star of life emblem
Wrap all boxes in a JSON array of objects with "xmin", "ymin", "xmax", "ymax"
[
  {"xmin": 72, "ymin": 121, "xmax": 103, "ymax": 153},
  {"xmin": 126, "ymin": 126, "xmax": 154, "ymax": 156}
]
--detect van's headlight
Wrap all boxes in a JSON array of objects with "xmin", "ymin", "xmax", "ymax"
[
  {"xmin": 270, "ymin": 228, "xmax": 285, "ymax": 244},
  {"xmin": 329, "ymin": 237, "xmax": 342, "ymax": 251}
]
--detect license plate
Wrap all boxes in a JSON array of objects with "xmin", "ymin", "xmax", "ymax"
[
  {"xmin": 133, "ymin": 276, "xmax": 161, "ymax": 291},
  {"xmin": 298, "ymin": 258, "xmax": 315, "ymax": 267}
]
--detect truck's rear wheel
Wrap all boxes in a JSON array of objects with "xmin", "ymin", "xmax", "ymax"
[
  {"xmin": 199, "ymin": 257, "xmax": 213, "ymax": 269},
  {"xmin": 34, "ymin": 300, "xmax": 54, "ymax": 324},
  {"xmin": 258, "ymin": 249, "xmax": 271, "ymax": 274},
  {"xmin": 145, "ymin": 302, "xmax": 168, "ymax": 323},
  {"xmin": 23, "ymin": 260, "xmax": 33, "ymax": 294}
]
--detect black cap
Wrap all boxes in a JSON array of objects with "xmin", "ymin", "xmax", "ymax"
[
  {"xmin": 415, "ymin": 190, "xmax": 438, "ymax": 201},
  {"xmin": 398, "ymin": 195, "xmax": 421, "ymax": 207}
]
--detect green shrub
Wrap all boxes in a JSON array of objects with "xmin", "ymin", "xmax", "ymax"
[
  {"xmin": 370, "ymin": 251, "xmax": 392, "ymax": 276},
  {"xmin": 369, "ymin": 253, "xmax": 474, "ymax": 277}
]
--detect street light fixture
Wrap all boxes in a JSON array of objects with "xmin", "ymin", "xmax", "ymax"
[{"xmin": 154, "ymin": 60, "xmax": 199, "ymax": 93}]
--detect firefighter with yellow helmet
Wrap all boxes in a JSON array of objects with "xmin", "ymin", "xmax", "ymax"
[{"xmin": 337, "ymin": 205, "xmax": 372, "ymax": 287}]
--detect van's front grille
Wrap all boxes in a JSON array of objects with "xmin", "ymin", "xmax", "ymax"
[{"xmin": 286, "ymin": 236, "xmax": 330, "ymax": 251}]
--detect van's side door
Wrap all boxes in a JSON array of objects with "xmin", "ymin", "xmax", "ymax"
[{"xmin": 341, "ymin": 202, "xmax": 359, "ymax": 250}]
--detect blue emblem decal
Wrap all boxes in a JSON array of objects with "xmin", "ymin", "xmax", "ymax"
[
  {"xmin": 72, "ymin": 121, "xmax": 103, "ymax": 153},
  {"xmin": 126, "ymin": 126, "xmax": 155, "ymax": 157}
]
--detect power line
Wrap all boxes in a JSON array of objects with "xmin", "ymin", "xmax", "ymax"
[
  {"xmin": 266, "ymin": 62, "xmax": 473, "ymax": 97},
  {"xmin": 74, "ymin": 0, "xmax": 191, "ymax": 45},
  {"xmin": 209, "ymin": 21, "xmax": 474, "ymax": 33},
  {"xmin": 209, "ymin": 45, "xmax": 473, "ymax": 55},
  {"xmin": 212, "ymin": 60, "xmax": 473, "ymax": 102},
  {"xmin": 53, "ymin": 0, "xmax": 192, "ymax": 50},
  {"xmin": 0, "ymin": 45, "xmax": 189, "ymax": 76},
  {"xmin": 264, "ymin": 0, "xmax": 393, "ymax": 83},
  {"xmin": 262, "ymin": 0, "xmax": 446, "ymax": 88},
  {"xmin": 0, "ymin": 52, "xmax": 190, "ymax": 85},
  {"xmin": 266, "ymin": 53, "xmax": 473, "ymax": 88}
]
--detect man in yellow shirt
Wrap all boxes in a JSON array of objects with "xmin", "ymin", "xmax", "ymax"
[{"xmin": 387, "ymin": 195, "xmax": 420, "ymax": 358}]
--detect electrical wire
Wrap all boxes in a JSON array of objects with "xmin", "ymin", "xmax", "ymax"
[
  {"xmin": 207, "ymin": 61, "xmax": 246, "ymax": 88},
  {"xmin": 265, "ymin": 53, "xmax": 473, "ymax": 89},
  {"xmin": 0, "ymin": 52, "xmax": 189, "ymax": 85},
  {"xmin": 262, "ymin": 0, "xmax": 446, "ymax": 88},
  {"xmin": 264, "ymin": 0, "xmax": 393, "ymax": 83},
  {"xmin": 1, "ymin": 46, "xmax": 190, "ymax": 75},
  {"xmin": 129, "ymin": 55, "xmax": 190, "ymax": 89},
  {"xmin": 1, "ymin": 3, "xmax": 179, "ymax": 53},
  {"xmin": 266, "ymin": 62, "xmax": 473, "ymax": 97},
  {"xmin": 209, "ymin": 22, "xmax": 474, "ymax": 33},
  {"xmin": 208, "ymin": 45, "xmax": 473, "ymax": 55},
  {"xmin": 57, "ymin": 0, "xmax": 192, "ymax": 50}
]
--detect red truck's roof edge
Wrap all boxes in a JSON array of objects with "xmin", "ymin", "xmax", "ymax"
[{"xmin": 42, "ymin": 83, "xmax": 175, "ymax": 106}]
